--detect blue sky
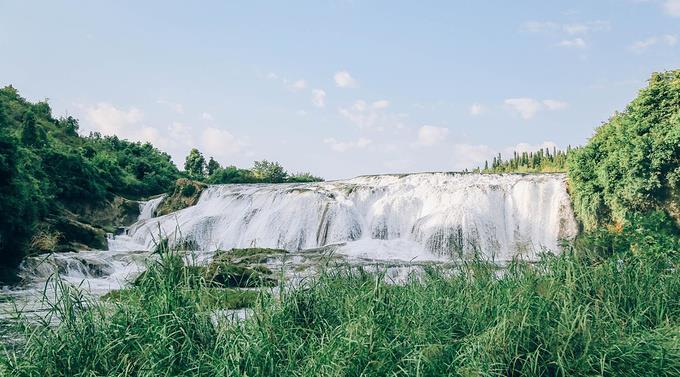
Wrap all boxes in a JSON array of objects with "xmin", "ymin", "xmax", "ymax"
[{"xmin": 1, "ymin": 1, "xmax": 678, "ymax": 179}]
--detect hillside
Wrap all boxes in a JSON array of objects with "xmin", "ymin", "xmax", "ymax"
[{"xmin": 0, "ymin": 86, "xmax": 180, "ymax": 280}]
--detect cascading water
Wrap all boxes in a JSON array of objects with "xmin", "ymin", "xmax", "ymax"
[
  {"xmin": 1, "ymin": 172, "xmax": 578, "ymax": 322},
  {"xmin": 138, "ymin": 195, "xmax": 165, "ymax": 221},
  {"xmin": 125, "ymin": 173, "xmax": 578, "ymax": 262}
]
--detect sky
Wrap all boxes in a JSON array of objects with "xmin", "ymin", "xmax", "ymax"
[{"xmin": 1, "ymin": 1, "xmax": 679, "ymax": 180}]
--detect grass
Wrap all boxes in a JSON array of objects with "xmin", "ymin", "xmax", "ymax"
[{"xmin": 1, "ymin": 245, "xmax": 679, "ymax": 376}]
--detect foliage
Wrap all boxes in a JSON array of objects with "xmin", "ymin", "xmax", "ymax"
[
  {"xmin": 83, "ymin": 134, "xmax": 179, "ymax": 198},
  {"xmin": 478, "ymin": 146, "xmax": 572, "ymax": 173},
  {"xmin": 206, "ymin": 165, "xmax": 258, "ymax": 184},
  {"xmin": 206, "ymin": 156, "xmax": 220, "ymax": 176},
  {"xmin": 0, "ymin": 86, "xmax": 179, "ymax": 277},
  {"xmin": 287, "ymin": 172, "xmax": 325, "ymax": 183},
  {"xmin": 567, "ymin": 70, "xmax": 680, "ymax": 231},
  {"xmin": 205, "ymin": 163, "xmax": 324, "ymax": 184},
  {"xmin": 574, "ymin": 210, "xmax": 680, "ymax": 264},
  {"xmin": 184, "ymin": 148, "xmax": 207, "ymax": 180},
  {"xmin": 3, "ymin": 247, "xmax": 679, "ymax": 376},
  {"xmin": 252, "ymin": 160, "xmax": 287, "ymax": 183}
]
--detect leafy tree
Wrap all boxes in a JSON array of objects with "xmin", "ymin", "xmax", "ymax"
[
  {"xmin": 207, "ymin": 157, "xmax": 220, "ymax": 176},
  {"xmin": 567, "ymin": 70, "xmax": 680, "ymax": 231},
  {"xmin": 21, "ymin": 111, "xmax": 46, "ymax": 148},
  {"xmin": 252, "ymin": 160, "xmax": 287, "ymax": 183},
  {"xmin": 288, "ymin": 172, "xmax": 324, "ymax": 183},
  {"xmin": 207, "ymin": 166, "xmax": 257, "ymax": 184},
  {"xmin": 184, "ymin": 148, "xmax": 206, "ymax": 179}
]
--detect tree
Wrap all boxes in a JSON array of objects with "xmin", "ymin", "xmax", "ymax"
[
  {"xmin": 207, "ymin": 157, "xmax": 220, "ymax": 176},
  {"xmin": 252, "ymin": 160, "xmax": 287, "ymax": 183},
  {"xmin": 184, "ymin": 148, "xmax": 206, "ymax": 179},
  {"xmin": 21, "ymin": 111, "xmax": 45, "ymax": 147}
]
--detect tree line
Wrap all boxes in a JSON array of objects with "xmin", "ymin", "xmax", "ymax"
[
  {"xmin": 183, "ymin": 148, "xmax": 323, "ymax": 184},
  {"xmin": 476, "ymin": 146, "xmax": 572, "ymax": 173}
]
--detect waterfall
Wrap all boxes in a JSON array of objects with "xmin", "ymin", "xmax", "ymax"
[
  {"xmin": 2, "ymin": 172, "xmax": 579, "ymax": 312},
  {"xmin": 124, "ymin": 173, "xmax": 578, "ymax": 262},
  {"xmin": 138, "ymin": 195, "xmax": 166, "ymax": 221}
]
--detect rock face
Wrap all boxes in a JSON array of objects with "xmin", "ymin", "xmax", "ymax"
[
  {"xmin": 155, "ymin": 179, "xmax": 207, "ymax": 217},
  {"xmin": 31, "ymin": 196, "xmax": 142, "ymax": 254},
  {"xmin": 205, "ymin": 248, "xmax": 285, "ymax": 288}
]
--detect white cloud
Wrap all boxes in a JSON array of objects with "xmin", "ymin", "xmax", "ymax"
[
  {"xmin": 334, "ymin": 70, "xmax": 358, "ymax": 88},
  {"xmin": 323, "ymin": 137, "xmax": 372, "ymax": 152},
  {"xmin": 416, "ymin": 125, "xmax": 449, "ymax": 146},
  {"xmin": 664, "ymin": 34, "xmax": 679, "ymax": 45},
  {"xmin": 311, "ymin": 89, "xmax": 326, "ymax": 108},
  {"xmin": 542, "ymin": 99, "xmax": 569, "ymax": 110},
  {"xmin": 156, "ymin": 99, "xmax": 184, "ymax": 114},
  {"xmin": 266, "ymin": 72, "xmax": 278, "ymax": 80},
  {"xmin": 82, "ymin": 102, "xmax": 248, "ymax": 167},
  {"xmin": 629, "ymin": 34, "xmax": 677, "ymax": 52},
  {"xmin": 201, "ymin": 127, "xmax": 246, "ymax": 158},
  {"xmin": 201, "ymin": 112, "xmax": 214, "ymax": 121},
  {"xmin": 469, "ymin": 103, "xmax": 485, "ymax": 116},
  {"xmin": 372, "ymin": 100, "xmax": 390, "ymax": 109},
  {"xmin": 338, "ymin": 100, "xmax": 405, "ymax": 131},
  {"xmin": 663, "ymin": 0, "xmax": 680, "ymax": 16},
  {"xmin": 558, "ymin": 38, "xmax": 587, "ymax": 48},
  {"xmin": 563, "ymin": 21, "xmax": 610, "ymax": 35},
  {"xmin": 521, "ymin": 21, "xmax": 560, "ymax": 33},
  {"xmin": 504, "ymin": 98, "xmax": 568, "ymax": 119},
  {"xmin": 522, "ymin": 20, "xmax": 609, "ymax": 35},
  {"xmin": 289, "ymin": 79, "xmax": 307, "ymax": 92},
  {"xmin": 451, "ymin": 144, "xmax": 495, "ymax": 170},
  {"xmin": 504, "ymin": 98, "xmax": 542, "ymax": 120},
  {"xmin": 505, "ymin": 141, "xmax": 558, "ymax": 156},
  {"xmin": 86, "ymin": 103, "xmax": 144, "ymax": 137}
]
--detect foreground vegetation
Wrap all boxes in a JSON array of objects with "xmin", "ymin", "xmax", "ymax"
[{"xmin": 2, "ymin": 241, "xmax": 678, "ymax": 376}]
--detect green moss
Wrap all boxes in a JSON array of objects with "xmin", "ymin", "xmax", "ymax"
[
  {"xmin": 155, "ymin": 178, "xmax": 207, "ymax": 216},
  {"xmin": 216, "ymin": 247, "xmax": 288, "ymax": 264},
  {"xmin": 206, "ymin": 262, "xmax": 276, "ymax": 288}
]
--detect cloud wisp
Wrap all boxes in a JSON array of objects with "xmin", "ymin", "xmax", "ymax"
[
  {"xmin": 334, "ymin": 70, "xmax": 359, "ymax": 88},
  {"xmin": 504, "ymin": 98, "xmax": 568, "ymax": 120}
]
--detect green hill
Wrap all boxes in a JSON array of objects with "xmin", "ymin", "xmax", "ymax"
[{"xmin": 0, "ymin": 86, "xmax": 179, "ymax": 280}]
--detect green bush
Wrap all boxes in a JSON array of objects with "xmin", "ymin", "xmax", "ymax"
[{"xmin": 567, "ymin": 70, "xmax": 680, "ymax": 230}]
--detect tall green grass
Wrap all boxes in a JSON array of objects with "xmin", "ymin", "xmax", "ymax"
[{"xmin": 2, "ymin": 246, "xmax": 679, "ymax": 376}]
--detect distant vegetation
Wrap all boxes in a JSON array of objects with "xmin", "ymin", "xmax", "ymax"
[
  {"xmin": 183, "ymin": 147, "xmax": 323, "ymax": 184},
  {"xmin": 477, "ymin": 147, "xmax": 572, "ymax": 173}
]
